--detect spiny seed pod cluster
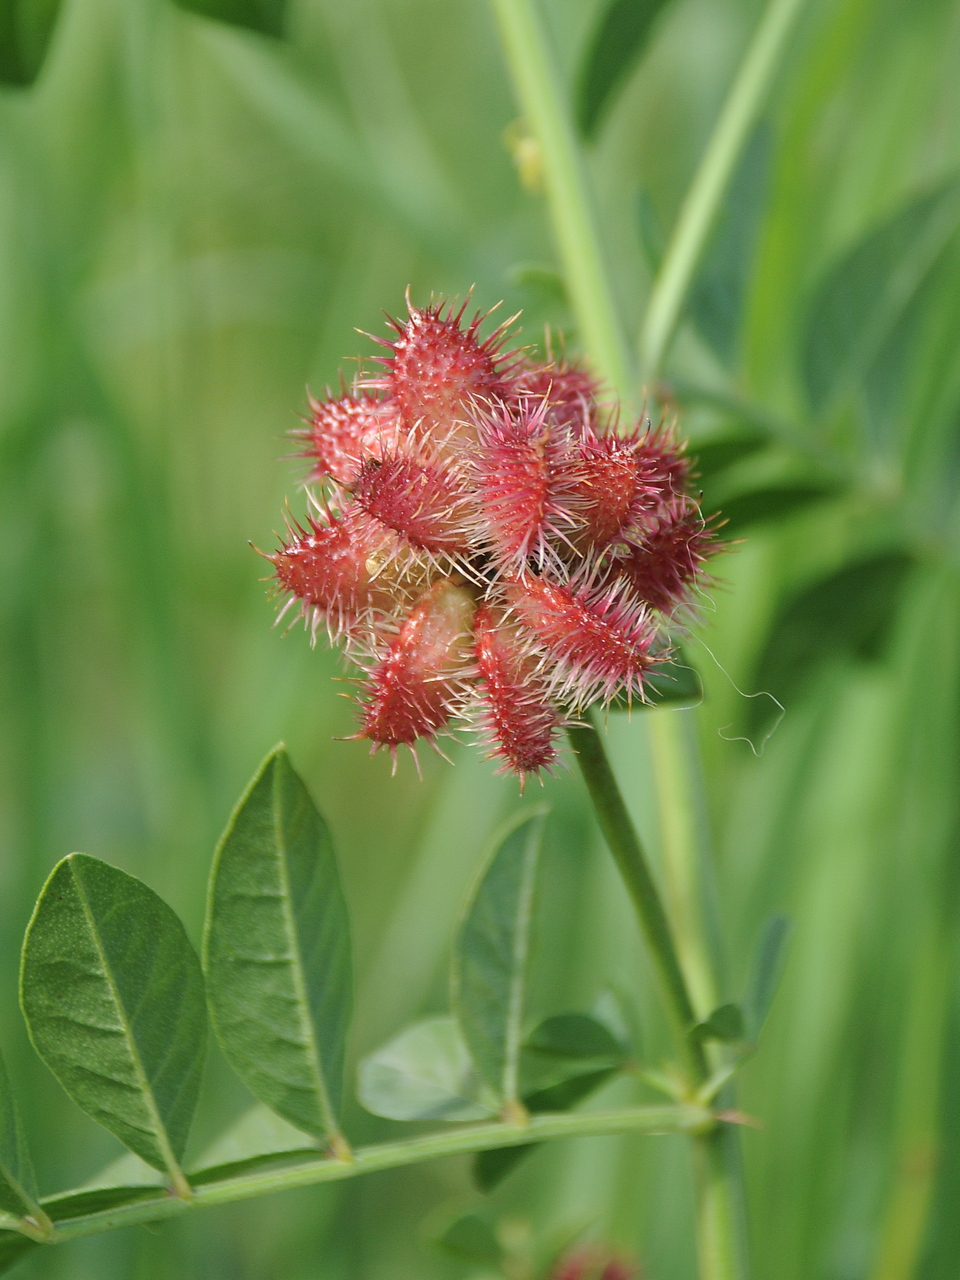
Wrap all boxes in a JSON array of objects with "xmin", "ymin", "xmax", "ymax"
[{"xmin": 268, "ymin": 295, "xmax": 716, "ymax": 783}]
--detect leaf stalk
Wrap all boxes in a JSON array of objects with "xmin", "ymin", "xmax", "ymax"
[{"xmin": 26, "ymin": 1105, "xmax": 709, "ymax": 1250}]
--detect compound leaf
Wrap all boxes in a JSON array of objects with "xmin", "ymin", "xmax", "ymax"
[
  {"xmin": 20, "ymin": 856, "xmax": 206, "ymax": 1193},
  {"xmin": 204, "ymin": 747, "xmax": 352, "ymax": 1145}
]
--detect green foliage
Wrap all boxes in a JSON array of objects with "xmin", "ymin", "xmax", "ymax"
[
  {"xmin": 474, "ymin": 1012, "xmax": 629, "ymax": 1191},
  {"xmin": 750, "ymin": 551, "xmax": 915, "ymax": 730},
  {"xmin": 436, "ymin": 1212, "xmax": 503, "ymax": 1266},
  {"xmin": 803, "ymin": 177, "xmax": 960, "ymax": 415},
  {"xmin": 691, "ymin": 1003, "xmax": 746, "ymax": 1046},
  {"xmin": 0, "ymin": 0, "xmax": 61, "ymax": 86},
  {"xmin": 171, "ymin": 0, "xmax": 287, "ymax": 37},
  {"xmin": 204, "ymin": 746, "xmax": 352, "ymax": 1143},
  {"xmin": 357, "ymin": 1017, "xmax": 497, "ymax": 1122},
  {"xmin": 743, "ymin": 915, "xmax": 789, "ymax": 1041},
  {"xmin": 452, "ymin": 809, "xmax": 547, "ymax": 1106},
  {"xmin": 576, "ymin": 0, "xmax": 674, "ymax": 139},
  {"xmin": 0, "ymin": 1052, "xmax": 40, "ymax": 1229},
  {"xmin": 20, "ymin": 856, "xmax": 206, "ymax": 1189}
]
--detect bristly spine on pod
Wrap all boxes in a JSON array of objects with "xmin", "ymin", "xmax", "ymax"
[{"xmin": 265, "ymin": 291, "xmax": 719, "ymax": 784}]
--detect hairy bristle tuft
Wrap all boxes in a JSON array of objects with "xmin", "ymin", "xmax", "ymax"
[
  {"xmin": 474, "ymin": 605, "xmax": 561, "ymax": 777},
  {"xmin": 359, "ymin": 579, "xmax": 476, "ymax": 747}
]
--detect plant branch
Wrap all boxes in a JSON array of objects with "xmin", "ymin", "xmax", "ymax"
[
  {"xmin": 638, "ymin": 0, "xmax": 806, "ymax": 377},
  {"xmin": 25, "ymin": 1105, "xmax": 710, "ymax": 1249},
  {"xmin": 567, "ymin": 715, "xmax": 706, "ymax": 1080},
  {"xmin": 488, "ymin": 0, "xmax": 637, "ymax": 407}
]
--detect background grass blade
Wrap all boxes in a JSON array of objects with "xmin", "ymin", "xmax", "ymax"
[
  {"xmin": 20, "ymin": 856, "xmax": 206, "ymax": 1198},
  {"xmin": 803, "ymin": 177, "xmax": 960, "ymax": 415},
  {"xmin": 451, "ymin": 809, "xmax": 547, "ymax": 1110},
  {"xmin": 0, "ymin": 0, "xmax": 63, "ymax": 87},
  {"xmin": 204, "ymin": 747, "xmax": 352, "ymax": 1149},
  {"xmin": 172, "ymin": 0, "xmax": 288, "ymax": 38},
  {"xmin": 575, "ymin": 0, "xmax": 674, "ymax": 139}
]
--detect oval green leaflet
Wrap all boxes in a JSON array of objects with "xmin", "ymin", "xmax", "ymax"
[
  {"xmin": 20, "ymin": 855, "xmax": 207, "ymax": 1199},
  {"xmin": 203, "ymin": 747, "xmax": 352, "ymax": 1154}
]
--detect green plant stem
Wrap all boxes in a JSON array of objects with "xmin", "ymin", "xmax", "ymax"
[
  {"xmin": 693, "ymin": 1127, "xmax": 749, "ymax": 1280},
  {"xmin": 647, "ymin": 711, "xmax": 718, "ymax": 1020},
  {"xmin": 638, "ymin": 0, "xmax": 806, "ymax": 377},
  {"xmin": 567, "ymin": 715, "xmax": 706, "ymax": 1080},
  {"xmin": 488, "ymin": 0, "xmax": 637, "ymax": 406},
  {"xmin": 21, "ymin": 1105, "xmax": 709, "ymax": 1249}
]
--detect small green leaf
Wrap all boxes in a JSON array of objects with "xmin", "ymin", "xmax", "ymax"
[
  {"xmin": 172, "ymin": 0, "xmax": 287, "ymax": 38},
  {"xmin": 521, "ymin": 1012, "xmax": 626, "ymax": 1092},
  {"xmin": 436, "ymin": 1213, "xmax": 503, "ymax": 1266},
  {"xmin": 43, "ymin": 1184, "xmax": 169, "ymax": 1224},
  {"xmin": 744, "ymin": 915, "xmax": 790, "ymax": 1039},
  {"xmin": 691, "ymin": 1003, "xmax": 746, "ymax": 1045},
  {"xmin": 750, "ymin": 551, "xmax": 915, "ymax": 732},
  {"xmin": 474, "ymin": 1013, "xmax": 627, "ymax": 1191},
  {"xmin": 204, "ymin": 747, "xmax": 353, "ymax": 1145},
  {"xmin": 576, "ymin": 0, "xmax": 674, "ymax": 139},
  {"xmin": 691, "ymin": 430, "xmax": 770, "ymax": 480},
  {"xmin": 0, "ymin": 1050, "xmax": 43, "ymax": 1230},
  {"xmin": 0, "ymin": 1231, "xmax": 34, "ymax": 1274},
  {"xmin": 804, "ymin": 177, "xmax": 960, "ymax": 414},
  {"xmin": 357, "ymin": 1017, "xmax": 497, "ymax": 1122},
  {"xmin": 20, "ymin": 855, "xmax": 206, "ymax": 1196},
  {"xmin": 0, "ymin": 0, "xmax": 62, "ymax": 87},
  {"xmin": 714, "ymin": 482, "xmax": 841, "ymax": 534},
  {"xmin": 507, "ymin": 263, "xmax": 569, "ymax": 309},
  {"xmin": 452, "ymin": 809, "xmax": 547, "ymax": 1107}
]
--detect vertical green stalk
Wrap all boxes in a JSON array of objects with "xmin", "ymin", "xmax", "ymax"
[
  {"xmin": 488, "ymin": 0, "xmax": 637, "ymax": 407},
  {"xmin": 638, "ymin": 0, "xmax": 806, "ymax": 377},
  {"xmin": 647, "ymin": 711, "xmax": 718, "ymax": 1020},
  {"xmin": 566, "ymin": 717, "xmax": 705, "ymax": 1079}
]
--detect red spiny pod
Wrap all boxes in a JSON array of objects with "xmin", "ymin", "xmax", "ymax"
[
  {"xmin": 571, "ymin": 433, "xmax": 653, "ymax": 549},
  {"xmin": 474, "ymin": 605, "xmax": 561, "ymax": 779},
  {"xmin": 352, "ymin": 447, "xmax": 473, "ymax": 556},
  {"xmin": 370, "ymin": 296, "xmax": 513, "ymax": 438},
  {"xmin": 269, "ymin": 507, "xmax": 406, "ymax": 635},
  {"xmin": 617, "ymin": 499, "xmax": 713, "ymax": 612},
  {"xmin": 359, "ymin": 579, "xmax": 476, "ymax": 751},
  {"xmin": 506, "ymin": 574, "xmax": 658, "ymax": 708},
  {"xmin": 303, "ymin": 392, "xmax": 399, "ymax": 486},
  {"xmin": 475, "ymin": 398, "xmax": 581, "ymax": 570},
  {"xmin": 512, "ymin": 359, "xmax": 600, "ymax": 436}
]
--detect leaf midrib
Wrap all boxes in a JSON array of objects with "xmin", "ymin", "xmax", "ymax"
[
  {"xmin": 69, "ymin": 862, "xmax": 184, "ymax": 1185},
  {"xmin": 502, "ymin": 824, "xmax": 540, "ymax": 1104},
  {"xmin": 271, "ymin": 778, "xmax": 338, "ymax": 1140}
]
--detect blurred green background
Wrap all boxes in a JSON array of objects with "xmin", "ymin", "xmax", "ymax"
[{"xmin": 2, "ymin": 0, "xmax": 960, "ymax": 1275}]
